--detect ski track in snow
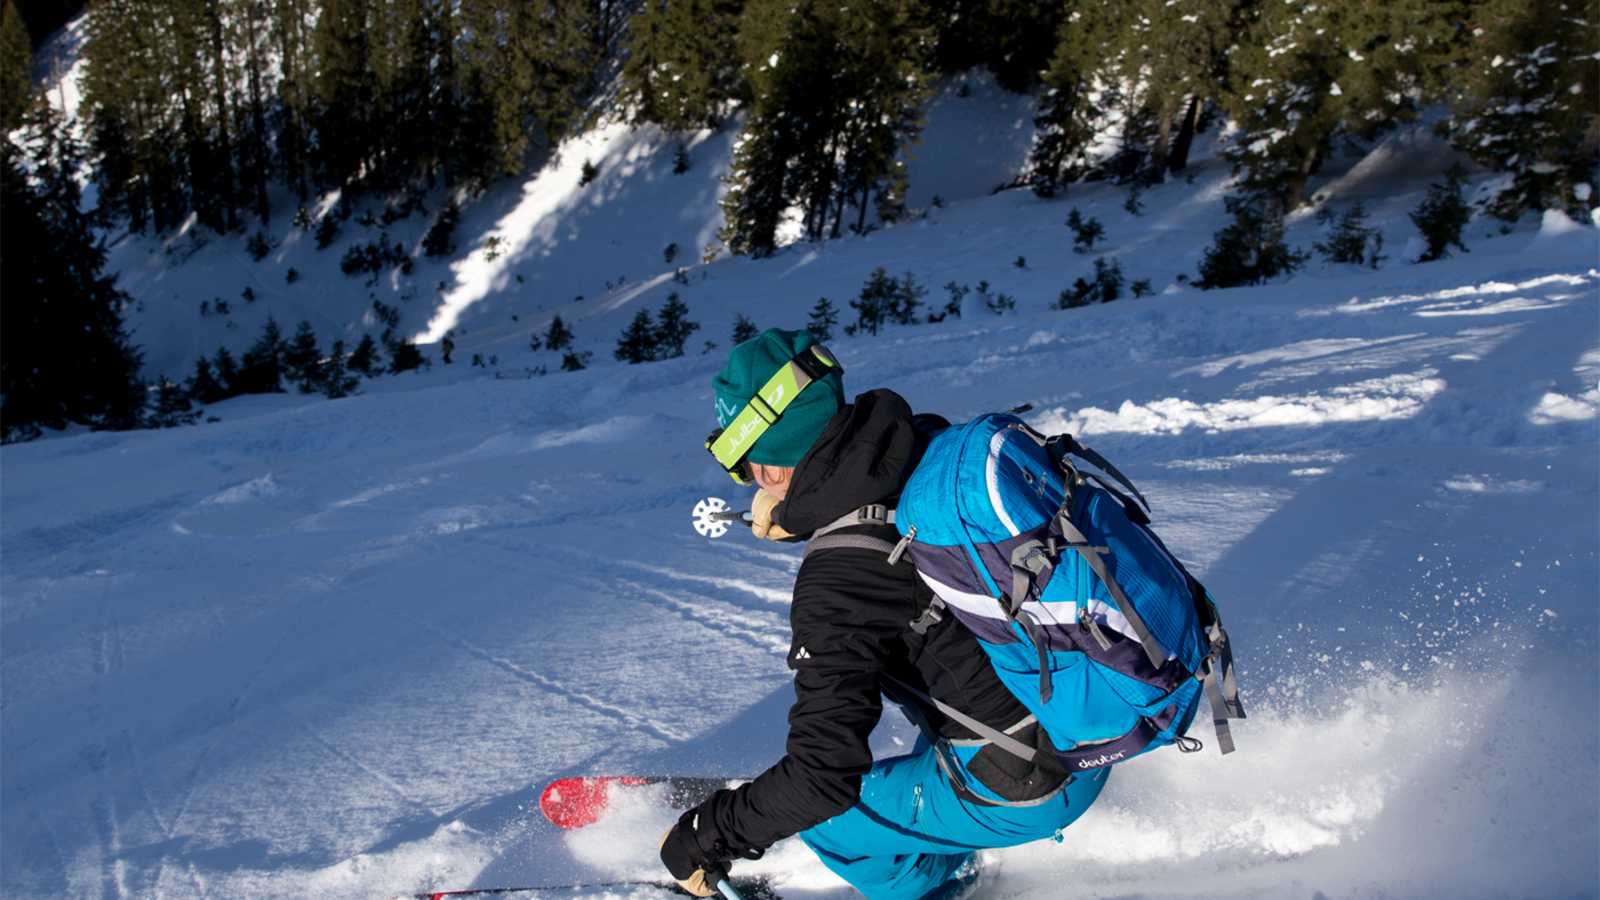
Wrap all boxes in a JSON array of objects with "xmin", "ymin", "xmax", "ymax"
[{"xmin": 6, "ymin": 64, "xmax": 1600, "ymax": 899}]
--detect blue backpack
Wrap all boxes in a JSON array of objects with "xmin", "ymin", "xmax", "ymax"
[{"xmin": 811, "ymin": 413, "xmax": 1244, "ymax": 778}]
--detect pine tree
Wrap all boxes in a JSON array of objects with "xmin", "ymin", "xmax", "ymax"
[
  {"xmin": 0, "ymin": 0, "xmax": 32, "ymax": 132},
  {"xmin": 1446, "ymin": 0, "xmax": 1599, "ymax": 219},
  {"xmin": 347, "ymin": 333, "xmax": 382, "ymax": 375},
  {"xmin": 237, "ymin": 317, "xmax": 287, "ymax": 393},
  {"xmin": 545, "ymin": 314, "xmax": 574, "ymax": 351},
  {"xmin": 423, "ymin": 199, "xmax": 460, "ymax": 256},
  {"xmin": 1222, "ymin": 0, "xmax": 1466, "ymax": 210},
  {"xmin": 284, "ymin": 320, "xmax": 323, "ymax": 389},
  {"xmin": 212, "ymin": 346, "xmax": 241, "ymax": 396},
  {"xmin": 722, "ymin": 0, "xmax": 932, "ymax": 253},
  {"xmin": 1196, "ymin": 197, "xmax": 1308, "ymax": 288},
  {"xmin": 1410, "ymin": 166, "xmax": 1472, "ymax": 262},
  {"xmin": 731, "ymin": 313, "xmax": 759, "ymax": 345},
  {"xmin": 150, "ymin": 376, "xmax": 199, "ymax": 427},
  {"xmin": 850, "ymin": 268, "xmax": 898, "ymax": 335},
  {"xmin": 187, "ymin": 356, "xmax": 227, "ymax": 404},
  {"xmin": 654, "ymin": 292, "xmax": 700, "ymax": 358},
  {"xmin": 807, "ymin": 297, "xmax": 838, "ymax": 342},
  {"xmin": 1, "ymin": 129, "xmax": 146, "ymax": 439},
  {"xmin": 389, "ymin": 338, "xmax": 428, "ymax": 373},
  {"xmin": 320, "ymin": 339, "xmax": 360, "ymax": 398},
  {"xmin": 614, "ymin": 309, "xmax": 659, "ymax": 363},
  {"xmin": 621, "ymin": 0, "xmax": 747, "ymax": 131}
]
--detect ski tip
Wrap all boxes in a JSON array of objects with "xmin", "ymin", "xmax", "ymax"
[{"xmin": 538, "ymin": 776, "xmax": 647, "ymax": 830}]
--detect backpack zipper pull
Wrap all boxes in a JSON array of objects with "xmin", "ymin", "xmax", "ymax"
[
  {"xmin": 886, "ymin": 525, "xmax": 916, "ymax": 565},
  {"xmin": 1079, "ymin": 607, "xmax": 1113, "ymax": 650}
]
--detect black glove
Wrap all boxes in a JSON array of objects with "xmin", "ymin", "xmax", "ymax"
[{"xmin": 659, "ymin": 809, "xmax": 727, "ymax": 897}]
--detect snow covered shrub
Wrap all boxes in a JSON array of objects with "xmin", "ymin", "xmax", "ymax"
[
  {"xmin": 341, "ymin": 238, "xmax": 410, "ymax": 280},
  {"xmin": 663, "ymin": 242, "xmax": 679, "ymax": 265},
  {"xmin": 673, "ymin": 144, "xmax": 691, "ymax": 175},
  {"xmin": 849, "ymin": 269, "xmax": 923, "ymax": 336},
  {"xmin": 731, "ymin": 313, "xmax": 760, "ymax": 345},
  {"xmin": 580, "ymin": 159, "xmax": 599, "ymax": 186},
  {"xmin": 1067, "ymin": 209, "xmax": 1104, "ymax": 253},
  {"xmin": 1057, "ymin": 258, "xmax": 1125, "ymax": 308},
  {"xmin": 561, "ymin": 350, "xmax": 592, "ymax": 371},
  {"xmin": 285, "ymin": 267, "xmax": 300, "ymax": 284},
  {"xmin": 1409, "ymin": 166, "xmax": 1472, "ymax": 262},
  {"xmin": 975, "ymin": 280, "xmax": 1016, "ymax": 315},
  {"xmin": 1131, "ymin": 279, "xmax": 1154, "ymax": 298},
  {"xmin": 1014, "ymin": 255, "xmax": 1027, "ymax": 269},
  {"xmin": 247, "ymin": 230, "xmax": 273, "ymax": 261},
  {"xmin": 1314, "ymin": 203, "xmax": 1386, "ymax": 268},
  {"xmin": 1196, "ymin": 197, "xmax": 1306, "ymax": 289},
  {"xmin": 930, "ymin": 281, "xmax": 967, "ymax": 322}
]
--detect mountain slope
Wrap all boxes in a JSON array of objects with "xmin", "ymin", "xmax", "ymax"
[{"xmin": 2, "ymin": 218, "xmax": 1595, "ymax": 899}]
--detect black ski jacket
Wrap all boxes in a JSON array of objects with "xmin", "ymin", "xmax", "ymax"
[{"xmin": 691, "ymin": 389, "xmax": 1066, "ymax": 857}]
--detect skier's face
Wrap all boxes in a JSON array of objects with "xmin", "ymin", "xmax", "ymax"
[{"xmin": 750, "ymin": 463, "xmax": 794, "ymax": 501}]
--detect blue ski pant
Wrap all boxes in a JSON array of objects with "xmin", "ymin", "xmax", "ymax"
[{"xmin": 797, "ymin": 739, "xmax": 1109, "ymax": 900}]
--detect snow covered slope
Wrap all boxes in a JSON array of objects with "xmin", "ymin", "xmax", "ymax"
[{"xmin": 3, "ymin": 213, "xmax": 1596, "ymax": 898}]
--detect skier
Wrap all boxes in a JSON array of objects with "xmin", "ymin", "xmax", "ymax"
[{"xmin": 660, "ymin": 329, "xmax": 1108, "ymax": 900}]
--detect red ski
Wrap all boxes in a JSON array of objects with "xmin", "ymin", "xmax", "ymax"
[{"xmin": 538, "ymin": 776, "xmax": 743, "ymax": 830}]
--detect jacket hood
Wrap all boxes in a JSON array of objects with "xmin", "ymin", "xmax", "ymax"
[{"xmin": 776, "ymin": 389, "xmax": 943, "ymax": 535}]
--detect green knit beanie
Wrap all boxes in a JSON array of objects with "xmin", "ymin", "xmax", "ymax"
[{"xmin": 712, "ymin": 328, "xmax": 845, "ymax": 468}]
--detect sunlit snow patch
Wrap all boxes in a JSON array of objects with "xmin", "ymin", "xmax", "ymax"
[
  {"xmin": 201, "ymin": 473, "xmax": 281, "ymax": 505},
  {"xmin": 1037, "ymin": 370, "xmax": 1444, "ymax": 437}
]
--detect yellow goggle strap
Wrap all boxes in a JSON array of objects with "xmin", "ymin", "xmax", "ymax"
[{"xmin": 706, "ymin": 345, "xmax": 838, "ymax": 473}]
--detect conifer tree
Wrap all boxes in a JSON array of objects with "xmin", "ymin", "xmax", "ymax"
[
  {"xmin": 150, "ymin": 376, "xmax": 199, "ymax": 427},
  {"xmin": 347, "ymin": 333, "xmax": 382, "ymax": 375},
  {"xmin": 1447, "ymin": 0, "xmax": 1599, "ymax": 218},
  {"xmin": 1223, "ymin": 0, "xmax": 1466, "ymax": 210},
  {"xmin": 212, "ymin": 346, "xmax": 241, "ymax": 396},
  {"xmin": 0, "ymin": 0, "xmax": 31, "ymax": 132},
  {"xmin": 807, "ymin": 297, "xmax": 838, "ymax": 342},
  {"xmin": 653, "ymin": 293, "xmax": 700, "ymax": 358},
  {"xmin": 731, "ymin": 314, "xmax": 759, "ymax": 345},
  {"xmin": 320, "ymin": 340, "xmax": 360, "ymax": 398},
  {"xmin": 388, "ymin": 338, "xmax": 428, "ymax": 373},
  {"xmin": 284, "ymin": 320, "xmax": 324, "ymax": 389},
  {"xmin": 614, "ymin": 309, "xmax": 659, "ymax": 363},
  {"xmin": 1, "ymin": 130, "xmax": 145, "ymax": 439},
  {"xmin": 622, "ymin": 0, "xmax": 747, "ymax": 131},
  {"xmin": 1029, "ymin": 1, "xmax": 1127, "ymax": 197},
  {"xmin": 187, "ymin": 356, "xmax": 227, "ymax": 404},
  {"xmin": 545, "ymin": 314, "xmax": 575, "ymax": 351},
  {"xmin": 722, "ymin": 0, "xmax": 932, "ymax": 253},
  {"xmin": 237, "ymin": 317, "xmax": 287, "ymax": 393}
]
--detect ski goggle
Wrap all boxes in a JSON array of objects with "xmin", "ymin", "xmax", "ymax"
[{"xmin": 705, "ymin": 344, "xmax": 841, "ymax": 485}]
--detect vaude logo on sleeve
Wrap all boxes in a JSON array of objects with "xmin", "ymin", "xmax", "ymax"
[{"xmin": 1076, "ymin": 750, "xmax": 1126, "ymax": 769}]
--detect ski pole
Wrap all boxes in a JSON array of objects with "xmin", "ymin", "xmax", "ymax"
[{"xmin": 715, "ymin": 878, "xmax": 746, "ymax": 900}]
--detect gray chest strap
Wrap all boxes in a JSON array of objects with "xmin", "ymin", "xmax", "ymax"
[{"xmin": 803, "ymin": 503, "xmax": 910, "ymax": 561}]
